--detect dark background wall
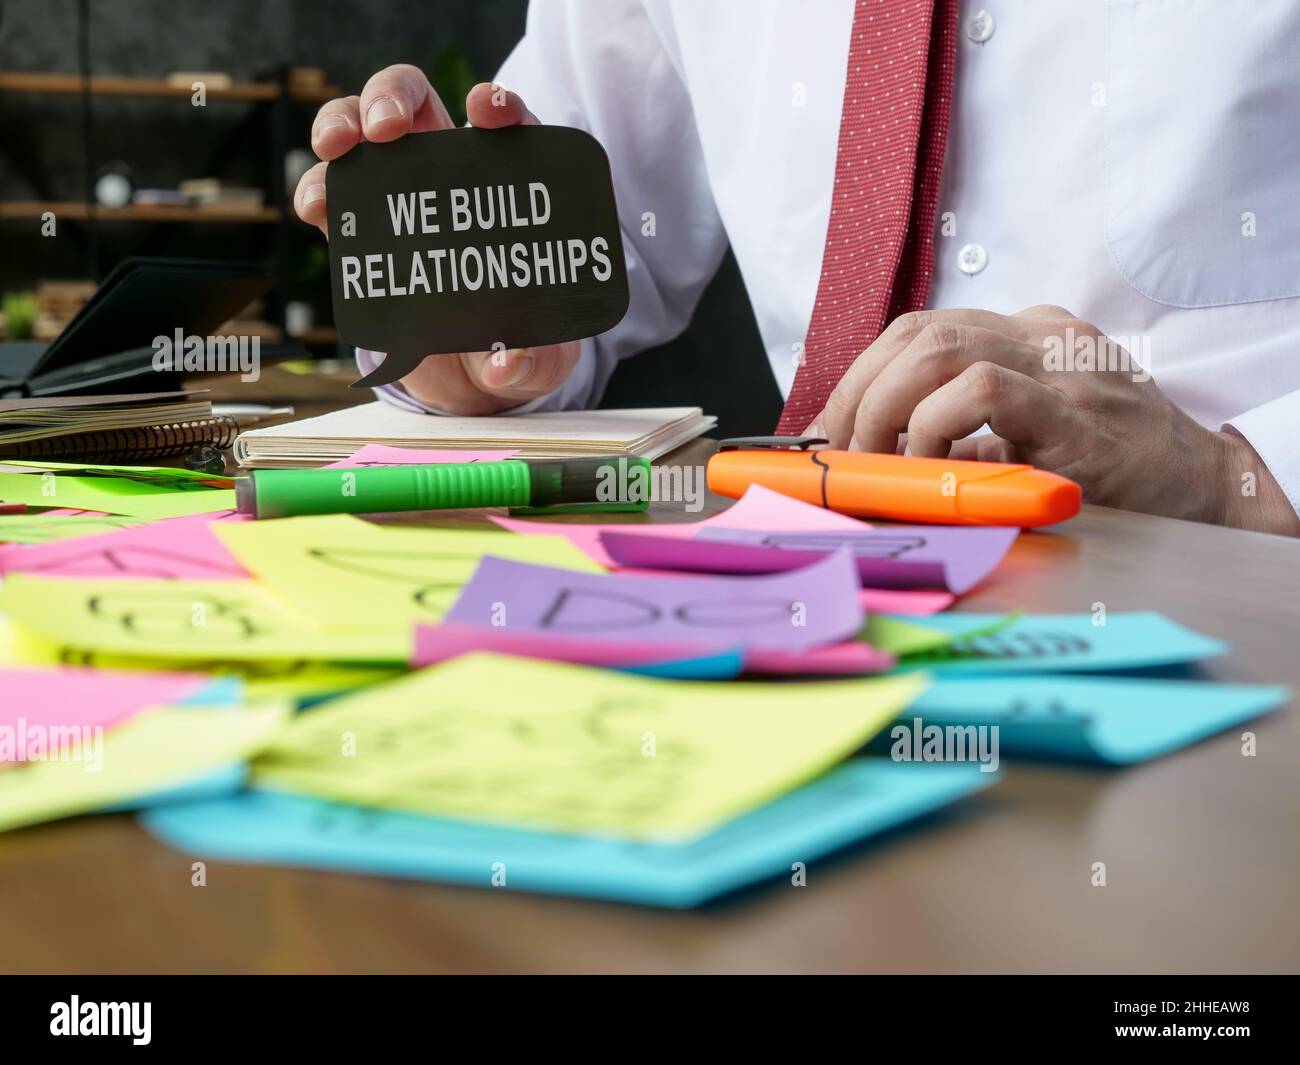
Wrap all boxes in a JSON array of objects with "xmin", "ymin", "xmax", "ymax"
[{"xmin": 0, "ymin": 0, "xmax": 778, "ymax": 434}]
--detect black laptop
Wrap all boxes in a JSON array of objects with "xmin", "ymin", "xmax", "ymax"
[{"xmin": 0, "ymin": 257, "xmax": 290, "ymax": 396}]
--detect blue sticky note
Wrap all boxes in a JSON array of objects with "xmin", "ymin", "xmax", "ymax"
[
  {"xmin": 623, "ymin": 648, "xmax": 744, "ymax": 680},
  {"xmin": 893, "ymin": 676, "xmax": 1289, "ymax": 764},
  {"xmin": 140, "ymin": 759, "xmax": 993, "ymax": 908},
  {"xmin": 177, "ymin": 677, "xmax": 244, "ymax": 706},
  {"xmin": 895, "ymin": 612, "xmax": 1226, "ymax": 674}
]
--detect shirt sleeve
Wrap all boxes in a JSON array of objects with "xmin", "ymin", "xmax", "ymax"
[
  {"xmin": 361, "ymin": 0, "xmax": 729, "ymax": 415},
  {"xmin": 1223, "ymin": 388, "xmax": 1300, "ymax": 518}
]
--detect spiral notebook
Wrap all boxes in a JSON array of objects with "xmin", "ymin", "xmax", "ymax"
[
  {"xmin": 234, "ymin": 401, "xmax": 716, "ymax": 468},
  {"xmin": 0, "ymin": 391, "xmax": 237, "ymax": 462}
]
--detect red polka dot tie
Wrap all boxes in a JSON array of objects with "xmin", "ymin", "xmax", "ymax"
[{"xmin": 776, "ymin": 0, "xmax": 959, "ymax": 435}]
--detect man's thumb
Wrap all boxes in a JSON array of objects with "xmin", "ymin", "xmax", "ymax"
[
  {"xmin": 465, "ymin": 82, "xmax": 539, "ymax": 129},
  {"xmin": 460, "ymin": 344, "xmax": 579, "ymax": 401}
]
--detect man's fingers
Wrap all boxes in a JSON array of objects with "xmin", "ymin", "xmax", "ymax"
[
  {"xmin": 359, "ymin": 63, "xmax": 452, "ymax": 142},
  {"xmin": 311, "ymin": 96, "xmax": 362, "ymax": 161},
  {"xmin": 905, "ymin": 362, "xmax": 1069, "ymax": 459},
  {"xmin": 465, "ymin": 82, "xmax": 540, "ymax": 128},
  {"xmin": 810, "ymin": 307, "xmax": 1052, "ymax": 447},
  {"xmin": 947, "ymin": 434, "xmax": 1023, "ymax": 463},
  {"xmin": 850, "ymin": 323, "xmax": 1047, "ymax": 454},
  {"xmin": 294, "ymin": 161, "xmax": 330, "ymax": 232},
  {"xmin": 461, "ymin": 344, "xmax": 580, "ymax": 402}
]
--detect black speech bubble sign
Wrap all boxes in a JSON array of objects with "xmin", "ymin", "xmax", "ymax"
[{"xmin": 326, "ymin": 125, "xmax": 629, "ymax": 388}]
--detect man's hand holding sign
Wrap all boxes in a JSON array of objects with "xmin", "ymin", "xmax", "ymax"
[{"xmin": 294, "ymin": 70, "xmax": 626, "ymax": 412}]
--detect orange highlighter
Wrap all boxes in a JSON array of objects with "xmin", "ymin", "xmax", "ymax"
[{"xmin": 707, "ymin": 437, "xmax": 1081, "ymax": 527}]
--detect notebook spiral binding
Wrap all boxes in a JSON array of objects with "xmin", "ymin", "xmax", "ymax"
[{"xmin": 0, "ymin": 416, "xmax": 240, "ymax": 462}]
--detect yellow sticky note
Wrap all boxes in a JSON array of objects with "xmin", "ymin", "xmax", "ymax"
[
  {"xmin": 214, "ymin": 514, "xmax": 603, "ymax": 631},
  {"xmin": 0, "ymin": 618, "xmax": 396, "ymax": 701},
  {"xmin": 0, "ymin": 701, "xmax": 288, "ymax": 833},
  {"xmin": 0, "ymin": 575, "xmax": 408, "ymax": 663},
  {"xmin": 0, "ymin": 472, "xmax": 234, "ymax": 519},
  {"xmin": 254, "ymin": 653, "xmax": 927, "ymax": 840}
]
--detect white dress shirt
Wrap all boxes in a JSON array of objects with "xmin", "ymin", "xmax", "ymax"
[{"xmin": 366, "ymin": 0, "xmax": 1300, "ymax": 515}]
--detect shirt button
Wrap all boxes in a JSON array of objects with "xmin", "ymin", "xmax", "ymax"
[
  {"xmin": 966, "ymin": 9, "xmax": 996, "ymax": 43},
  {"xmin": 957, "ymin": 243, "xmax": 988, "ymax": 275}
]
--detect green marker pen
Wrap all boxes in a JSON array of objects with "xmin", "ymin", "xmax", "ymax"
[{"xmin": 235, "ymin": 456, "xmax": 652, "ymax": 519}]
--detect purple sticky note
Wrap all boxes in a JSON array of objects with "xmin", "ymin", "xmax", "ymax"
[
  {"xmin": 445, "ymin": 549, "xmax": 863, "ymax": 652},
  {"xmin": 629, "ymin": 525, "xmax": 1019, "ymax": 594},
  {"xmin": 412, "ymin": 620, "xmax": 732, "ymax": 668},
  {"xmin": 600, "ymin": 531, "xmax": 816, "ymax": 577}
]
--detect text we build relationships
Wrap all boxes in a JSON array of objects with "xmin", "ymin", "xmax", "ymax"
[{"xmin": 339, "ymin": 181, "xmax": 616, "ymax": 299}]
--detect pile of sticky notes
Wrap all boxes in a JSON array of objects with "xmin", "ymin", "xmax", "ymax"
[{"xmin": 0, "ymin": 452, "xmax": 1288, "ymax": 908}]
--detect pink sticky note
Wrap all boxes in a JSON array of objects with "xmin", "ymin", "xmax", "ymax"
[
  {"xmin": 493, "ymin": 483, "xmax": 871, "ymax": 567},
  {"xmin": 446, "ymin": 549, "xmax": 863, "ymax": 652},
  {"xmin": 326, "ymin": 445, "xmax": 519, "ymax": 468},
  {"xmin": 0, "ymin": 667, "xmax": 210, "ymax": 762},
  {"xmin": 0, "ymin": 513, "xmax": 247, "ymax": 579},
  {"xmin": 412, "ymin": 621, "xmax": 735, "ymax": 670},
  {"xmin": 858, "ymin": 588, "xmax": 954, "ymax": 616},
  {"xmin": 744, "ymin": 642, "xmax": 895, "ymax": 676}
]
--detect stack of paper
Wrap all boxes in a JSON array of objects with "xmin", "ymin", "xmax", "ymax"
[{"xmin": 233, "ymin": 402, "xmax": 716, "ymax": 467}]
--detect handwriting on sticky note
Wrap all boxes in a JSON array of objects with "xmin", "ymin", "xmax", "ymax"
[
  {"xmin": 659, "ymin": 525, "xmax": 1019, "ymax": 593},
  {"xmin": 446, "ymin": 550, "xmax": 863, "ymax": 652},
  {"xmin": 905, "ymin": 676, "xmax": 1287, "ymax": 764},
  {"xmin": 0, "ymin": 575, "xmax": 407, "ymax": 663},
  {"xmin": 896, "ymin": 612, "xmax": 1226, "ymax": 673},
  {"xmin": 214, "ymin": 514, "xmax": 603, "ymax": 631},
  {"xmin": 0, "ymin": 514, "xmax": 246, "ymax": 578},
  {"xmin": 253, "ymin": 653, "xmax": 925, "ymax": 840},
  {"xmin": 493, "ymin": 483, "xmax": 872, "ymax": 567}
]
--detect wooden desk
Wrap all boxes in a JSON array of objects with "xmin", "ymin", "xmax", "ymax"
[{"xmin": 3, "ymin": 369, "xmax": 1297, "ymax": 973}]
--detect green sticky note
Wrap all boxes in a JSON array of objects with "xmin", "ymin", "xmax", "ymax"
[
  {"xmin": 863, "ymin": 616, "xmax": 955, "ymax": 657},
  {"xmin": 254, "ymin": 653, "xmax": 928, "ymax": 841},
  {"xmin": 862, "ymin": 612, "xmax": 1019, "ymax": 658},
  {"xmin": 0, "ymin": 460, "xmax": 231, "ymax": 486},
  {"xmin": 0, "ymin": 472, "xmax": 234, "ymax": 519},
  {"xmin": 0, "ymin": 514, "xmax": 145, "ymax": 544},
  {"xmin": 214, "ymin": 514, "xmax": 604, "ymax": 632}
]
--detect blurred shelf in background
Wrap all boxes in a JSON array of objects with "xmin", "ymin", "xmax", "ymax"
[
  {"xmin": 0, "ymin": 70, "xmax": 339, "ymax": 103},
  {"xmin": 0, "ymin": 200, "xmax": 282, "ymax": 223}
]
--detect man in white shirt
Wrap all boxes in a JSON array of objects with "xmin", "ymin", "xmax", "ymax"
[{"xmin": 294, "ymin": 0, "xmax": 1300, "ymax": 536}]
